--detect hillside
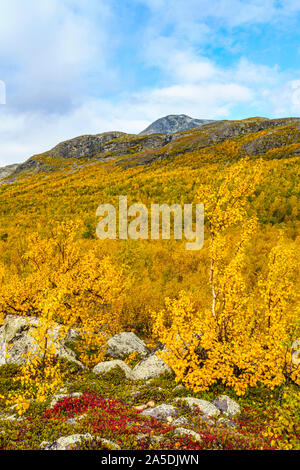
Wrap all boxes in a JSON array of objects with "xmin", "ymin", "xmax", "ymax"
[
  {"xmin": 0, "ymin": 116, "xmax": 299, "ymax": 450},
  {"xmin": 2, "ymin": 116, "xmax": 300, "ymax": 182}
]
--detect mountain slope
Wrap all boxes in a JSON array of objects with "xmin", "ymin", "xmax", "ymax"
[
  {"xmin": 1, "ymin": 116, "xmax": 300, "ymax": 184},
  {"xmin": 0, "ymin": 114, "xmax": 299, "ymax": 342}
]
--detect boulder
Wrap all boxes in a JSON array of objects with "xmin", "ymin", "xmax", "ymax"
[
  {"xmin": 200, "ymin": 415, "xmax": 215, "ymax": 426},
  {"xmin": 92, "ymin": 359, "xmax": 134, "ymax": 380},
  {"xmin": 99, "ymin": 439, "xmax": 121, "ymax": 450},
  {"xmin": 0, "ymin": 326, "xmax": 5, "ymax": 366},
  {"xmin": 175, "ymin": 397, "xmax": 220, "ymax": 417},
  {"xmin": 65, "ymin": 328, "xmax": 81, "ymax": 342},
  {"xmin": 0, "ymin": 315, "xmax": 84, "ymax": 368},
  {"xmin": 173, "ymin": 384, "xmax": 186, "ymax": 393},
  {"xmin": 212, "ymin": 395, "xmax": 240, "ymax": 417},
  {"xmin": 141, "ymin": 404, "xmax": 178, "ymax": 420},
  {"xmin": 174, "ymin": 427, "xmax": 202, "ymax": 442},
  {"xmin": 291, "ymin": 340, "xmax": 300, "ymax": 365},
  {"xmin": 217, "ymin": 417, "xmax": 238, "ymax": 428},
  {"xmin": 41, "ymin": 433, "xmax": 93, "ymax": 450},
  {"xmin": 106, "ymin": 332, "xmax": 149, "ymax": 359},
  {"xmin": 132, "ymin": 352, "xmax": 172, "ymax": 381},
  {"xmin": 172, "ymin": 416, "xmax": 189, "ymax": 427}
]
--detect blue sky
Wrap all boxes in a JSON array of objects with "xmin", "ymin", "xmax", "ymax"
[{"xmin": 1, "ymin": 0, "xmax": 300, "ymax": 165}]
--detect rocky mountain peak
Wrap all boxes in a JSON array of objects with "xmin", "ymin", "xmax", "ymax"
[{"xmin": 139, "ymin": 114, "xmax": 215, "ymax": 135}]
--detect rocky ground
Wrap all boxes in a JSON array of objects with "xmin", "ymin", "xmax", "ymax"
[{"xmin": 1, "ymin": 316, "xmax": 297, "ymax": 450}]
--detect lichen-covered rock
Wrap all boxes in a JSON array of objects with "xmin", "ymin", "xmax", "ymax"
[
  {"xmin": 99, "ymin": 439, "xmax": 121, "ymax": 450},
  {"xmin": 174, "ymin": 427, "xmax": 202, "ymax": 442},
  {"xmin": 141, "ymin": 404, "xmax": 178, "ymax": 420},
  {"xmin": 0, "ymin": 326, "xmax": 5, "ymax": 366},
  {"xmin": 217, "ymin": 417, "xmax": 238, "ymax": 428},
  {"xmin": 212, "ymin": 395, "xmax": 240, "ymax": 417},
  {"xmin": 173, "ymin": 384, "xmax": 186, "ymax": 393},
  {"xmin": 291, "ymin": 340, "xmax": 300, "ymax": 365},
  {"xmin": 106, "ymin": 332, "xmax": 149, "ymax": 359},
  {"xmin": 0, "ymin": 315, "xmax": 84, "ymax": 368},
  {"xmin": 175, "ymin": 397, "xmax": 220, "ymax": 417},
  {"xmin": 132, "ymin": 352, "xmax": 172, "ymax": 381},
  {"xmin": 41, "ymin": 433, "xmax": 93, "ymax": 450},
  {"xmin": 172, "ymin": 416, "xmax": 189, "ymax": 427},
  {"xmin": 92, "ymin": 359, "xmax": 134, "ymax": 379}
]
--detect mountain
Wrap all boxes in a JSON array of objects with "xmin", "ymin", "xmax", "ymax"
[
  {"xmin": 0, "ymin": 164, "xmax": 19, "ymax": 180},
  {"xmin": 139, "ymin": 114, "xmax": 215, "ymax": 135},
  {"xmin": 0, "ymin": 115, "xmax": 299, "ymax": 451},
  {"xmin": 1, "ymin": 116, "xmax": 300, "ymax": 184}
]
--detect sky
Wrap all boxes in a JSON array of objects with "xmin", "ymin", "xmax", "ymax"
[{"xmin": 1, "ymin": 0, "xmax": 300, "ymax": 166}]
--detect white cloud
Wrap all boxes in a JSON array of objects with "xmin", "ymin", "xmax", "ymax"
[
  {"xmin": 264, "ymin": 79, "xmax": 300, "ymax": 116},
  {"xmin": 137, "ymin": 0, "xmax": 300, "ymax": 28},
  {"xmin": 0, "ymin": 0, "xmax": 116, "ymax": 113}
]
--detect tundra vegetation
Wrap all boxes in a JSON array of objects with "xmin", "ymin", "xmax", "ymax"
[{"xmin": 0, "ymin": 118, "xmax": 299, "ymax": 450}]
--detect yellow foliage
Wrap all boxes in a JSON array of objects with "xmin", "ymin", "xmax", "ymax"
[
  {"xmin": 1, "ymin": 222, "xmax": 127, "ymax": 411},
  {"xmin": 153, "ymin": 159, "xmax": 299, "ymax": 395}
]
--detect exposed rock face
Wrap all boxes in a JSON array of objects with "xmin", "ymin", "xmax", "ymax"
[
  {"xmin": 140, "ymin": 114, "xmax": 214, "ymax": 135},
  {"xmin": 175, "ymin": 397, "xmax": 220, "ymax": 417},
  {"xmin": 49, "ymin": 131, "xmax": 126, "ymax": 159},
  {"xmin": 0, "ymin": 164, "xmax": 19, "ymax": 180},
  {"xmin": 212, "ymin": 395, "xmax": 241, "ymax": 417},
  {"xmin": 0, "ymin": 315, "xmax": 84, "ymax": 368},
  {"xmin": 92, "ymin": 359, "xmax": 134, "ymax": 379},
  {"xmin": 131, "ymin": 352, "xmax": 172, "ymax": 381},
  {"xmin": 141, "ymin": 404, "xmax": 178, "ymax": 420},
  {"xmin": 13, "ymin": 132, "xmax": 169, "ymax": 175},
  {"xmin": 106, "ymin": 332, "xmax": 149, "ymax": 359}
]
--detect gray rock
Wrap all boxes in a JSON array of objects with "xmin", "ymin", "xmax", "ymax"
[
  {"xmin": 217, "ymin": 417, "xmax": 238, "ymax": 428},
  {"xmin": 0, "ymin": 326, "xmax": 5, "ymax": 366},
  {"xmin": 201, "ymin": 415, "xmax": 215, "ymax": 426},
  {"xmin": 141, "ymin": 404, "xmax": 178, "ymax": 420},
  {"xmin": 0, "ymin": 315, "xmax": 84, "ymax": 368},
  {"xmin": 66, "ymin": 414, "xmax": 86, "ymax": 426},
  {"xmin": 99, "ymin": 439, "xmax": 121, "ymax": 450},
  {"xmin": 212, "ymin": 395, "xmax": 240, "ymax": 417},
  {"xmin": 173, "ymin": 384, "xmax": 186, "ymax": 394},
  {"xmin": 132, "ymin": 352, "xmax": 172, "ymax": 381},
  {"xmin": 65, "ymin": 328, "xmax": 81, "ymax": 342},
  {"xmin": 41, "ymin": 433, "xmax": 93, "ymax": 450},
  {"xmin": 0, "ymin": 163, "xmax": 19, "ymax": 181},
  {"xmin": 15, "ymin": 131, "xmax": 168, "ymax": 176},
  {"xmin": 106, "ymin": 332, "xmax": 149, "ymax": 359},
  {"xmin": 140, "ymin": 114, "xmax": 214, "ymax": 135},
  {"xmin": 92, "ymin": 359, "xmax": 134, "ymax": 379},
  {"xmin": 292, "ymin": 340, "xmax": 300, "ymax": 365},
  {"xmin": 174, "ymin": 427, "xmax": 202, "ymax": 442},
  {"xmin": 175, "ymin": 397, "xmax": 220, "ymax": 417},
  {"xmin": 172, "ymin": 416, "xmax": 189, "ymax": 427}
]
